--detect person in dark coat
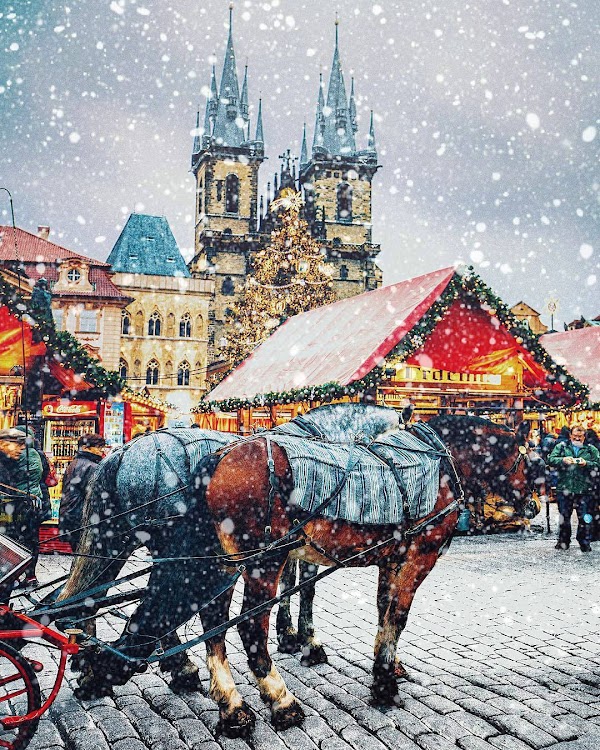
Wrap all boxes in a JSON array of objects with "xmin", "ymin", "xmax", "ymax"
[
  {"xmin": 59, "ymin": 434, "xmax": 106, "ymax": 549},
  {"xmin": 585, "ymin": 428, "xmax": 600, "ymax": 542},
  {"xmin": 0, "ymin": 428, "xmax": 44, "ymax": 586},
  {"xmin": 548, "ymin": 424, "xmax": 599, "ymax": 552}
]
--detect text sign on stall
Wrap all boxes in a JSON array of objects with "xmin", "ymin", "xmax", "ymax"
[
  {"xmin": 42, "ymin": 400, "xmax": 98, "ymax": 418},
  {"xmin": 102, "ymin": 402, "xmax": 125, "ymax": 447}
]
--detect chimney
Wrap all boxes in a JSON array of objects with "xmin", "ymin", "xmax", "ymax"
[{"xmin": 37, "ymin": 225, "xmax": 50, "ymax": 240}]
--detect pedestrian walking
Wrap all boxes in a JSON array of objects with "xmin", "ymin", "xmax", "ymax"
[
  {"xmin": 548, "ymin": 424, "xmax": 599, "ymax": 552},
  {"xmin": 585, "ymin": 428, "xmax": 600, "ymax": 542},
  {"xmin": 59, "ymin": 433, "xmax": 106, "ymax": 549},
  {"xmin": 0, "ymin": 427, "xmax": 44, "ymax": 586}
]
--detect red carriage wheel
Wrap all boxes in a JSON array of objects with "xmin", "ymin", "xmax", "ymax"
[{"xmin": 0, "ymin": 642, "xmax": 42, "ymax": 750}]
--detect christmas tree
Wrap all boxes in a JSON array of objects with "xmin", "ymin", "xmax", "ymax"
[{"xmin": 218, "ymin": 189, "xmax": 336, "ymax": 371}]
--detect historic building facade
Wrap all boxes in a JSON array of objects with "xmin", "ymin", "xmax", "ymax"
[
  {"xmin": 189, "ymin": 12, "xmax": 382, "ymax": 362},
  {"xmin": 107, "ymin": 214, "xmax": 213, "ymax": 413},
  {"xmin": 0, "ymin": 226, "xmax": 129, "ymax": 370}
]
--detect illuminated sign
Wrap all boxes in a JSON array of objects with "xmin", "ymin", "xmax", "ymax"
[
  {"xmin": 42, "ymin": 400, "xmax": 98, "ymax": 418},
  {"xmin": 395, "ymin": 366, "xmax": 502, "ymax": 386}
]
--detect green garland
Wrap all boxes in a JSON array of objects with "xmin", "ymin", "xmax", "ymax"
[
  {"xmin": 193, "ymin": 369, "xmax": 383, "ymax": 413},
  {"xmin": 0, "ymin": 271, "xmax": 124, "ymax": 396},
  {"xmin": 193, "ymin": 266, "xmax": 590, "ymax": 414}
]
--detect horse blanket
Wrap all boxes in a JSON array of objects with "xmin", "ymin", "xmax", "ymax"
[{"xmin": 271, "ymin": 406, "xmax": 443, "ymax": 525}]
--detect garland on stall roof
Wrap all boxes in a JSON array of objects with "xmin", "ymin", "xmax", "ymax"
[
  {"xmin": 192, "ymin": 368, "xmax": 384, "ymax": 414},
  {"xmin": 385, "ymin": 267, "xmax": 589, "ymax": 402},
  {"xmin": 0, "ymin": 271, "xmax": 124, "ymax": 396}
]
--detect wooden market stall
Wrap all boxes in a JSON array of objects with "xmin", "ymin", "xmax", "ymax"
[{"xmin": 195, "ymin": 267, "xmax": 586, "ymax": 432}]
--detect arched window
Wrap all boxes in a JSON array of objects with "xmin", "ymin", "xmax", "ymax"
[
  {"xmin": 119, "ymin": 358, "xmax": 128, "ymax": 380},
  {"xmin": 134, "ymin": 311, "xmax": 144, "ymax": 336},
  {"xmin": 177, "ymin": 360, "xmax": 190, "ymax": 386},
  {"xmin": 225, "ymin": 173, "xmax": 239, "ymax": 214},
  {"xmin": 179, "ymin": 312, "xmax": 192, "ymax": 338},
  {"xmin": 336, "ymin": 182, "xmax": 353, "ymax": 222},
  {"xmin": 121, "ymin": 310, "xmax": 131, "ymax": 335},
  {"xmin": 221, "ymin": 276, "xmax": 235, "ymax": 296},
  {"xmin": 148, "ymin": 310, "xmax": 162, "ymax": 336},
  {"xmin": 340, "ymin": 264, "xmax": 349, "ymax": 280},
  {"xmin": 146, "ymin": 359, "xmax": 160, "ymax": 386}
]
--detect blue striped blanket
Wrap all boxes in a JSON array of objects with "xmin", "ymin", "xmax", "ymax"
[{"xmin": 270, "ymin": 429, "xmax": 441, "ymax": 525}]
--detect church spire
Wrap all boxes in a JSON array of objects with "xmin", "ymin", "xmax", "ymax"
[
  {"xmin": 322, "ymin": 17, "xmax": 355, "ymax": 156},
  {"xmin": 192, "ymin": 108, "xmax": 202, "ymax": 162},
  {"xmin": 255, "ymin": 97, "xmax": 264, "ymax": 143},
  {"xmin": 212, "ymin": 5, "xmax": 245, "ymax": 146},
  {"xmin": 209, "ymin": 64, "xmax": 218, "ymax": 118},
  {"xmin": 312, "ymin": 72, "xmax": 325, "ymax": 153},
  {"xmin": 367, "ymin": 110, "xmax": 377, "ymax": 153},
  {"xmin": 300, "ymin": 123, "xmax": 308, "ymax": 167},
  {"xmin": 240, "ymin": 63, "xmax": 249, "ymax": 121},
  {"xmin": 349, "ymin": 77, "xmax": 358, "ymax": 134}
]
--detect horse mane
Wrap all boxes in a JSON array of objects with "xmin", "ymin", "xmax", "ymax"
[
  {"xmin": 428, "ymin": 414, "xmax": 516, "ymax": 460},
  {"xmin": 280, "ymin": 403, "xmax": 400, "ymax": 443}
]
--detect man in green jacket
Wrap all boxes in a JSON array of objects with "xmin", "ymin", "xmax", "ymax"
[
  {"xmin": 0, "ymin": 428, "xmax": 43, "ymax": 585},
  {"xmin": 548, "ymin": 424, "xmax": 599, "ymax": 552}
]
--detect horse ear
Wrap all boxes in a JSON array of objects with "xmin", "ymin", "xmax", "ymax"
[
  {"xmin": 400, "ymin": 404, "xmax": 414, "ymax": 427},
  {"xmin": 515, "ymin": 421, "xmax": 530, "ymax": 444}
]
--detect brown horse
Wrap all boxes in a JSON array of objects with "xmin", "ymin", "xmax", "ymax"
[
  {"xmin": 191, "ymin": 412, "xmax": 532, "ymax": 734},
  {"xmin": 65, "ymin": 408, "xmax": 533, "ymax": 738}
]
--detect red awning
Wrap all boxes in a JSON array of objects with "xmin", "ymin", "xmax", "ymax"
[
  {"xmin": 0, "ymin": 306, "xmax": 46, "ymax": 373},
  {"xmin": 540, "ymin": 327, "xmax": 600, "ymax": 404},
  {"xmin": 47, "ymin": 358, "xmax": 93, "ymax": 392}
]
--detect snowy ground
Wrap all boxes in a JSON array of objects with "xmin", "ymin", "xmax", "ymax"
[{"xmin": 12, "ymin": 504, "xmax": 600, "ymax": 750}]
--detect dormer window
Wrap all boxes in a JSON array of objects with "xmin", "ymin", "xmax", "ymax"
[{"xmin": 67, "ymin": 268, "xmax": 81, "ymax": 283}]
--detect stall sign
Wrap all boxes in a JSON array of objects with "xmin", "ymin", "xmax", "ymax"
[
  {"xmin": 396, "ymin": 365, "xmax": 503, "ymax": 386},
  {"xmin": 42, "ymin": 400, "xmax": 98, "ymax": 418},
  {"xmin": 102, "ymin": 402, "xmax": 125, "ymax": 447}
]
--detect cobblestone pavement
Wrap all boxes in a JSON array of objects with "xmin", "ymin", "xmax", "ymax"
[{"xmin": 13, "ymin": 520, "xmax": 600, "ymax": 750}]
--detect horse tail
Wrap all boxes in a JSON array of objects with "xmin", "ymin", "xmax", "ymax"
[{"xmin": 59, "ymin": 450, "xmax": 127, "ymax": 601}]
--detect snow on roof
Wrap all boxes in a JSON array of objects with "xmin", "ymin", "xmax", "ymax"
[
  {"xmin": 208, "ymin": 266, "xmax": 456, "ymax": 402},
  {"xmin": 540, "ymin": 327, "xmax": 600, "ymax": 404}
]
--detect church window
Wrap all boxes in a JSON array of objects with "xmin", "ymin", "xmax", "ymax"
[
  {"xmin": 179, "ymin": 312, "xmax": 192, "ymax": 338},
  {"xmin": 221, "ymin": 276, "xmax": 235, "ymax": 296},
  {"xmin": 148, "ymin": 310, "xmax": 162, "ymax": 336},
  {"xmin": 177, "ymin": 360, "xmax": 190, "ymax": 386},
  {"xmin": 337, "ymin": 183, "xmax": 353, "ymax": 222},
  {"xmin": 197, "ymin": 178, "xmax": 204, "ymax": 214},
  {"xmin": 134, "ymin": 311, "xmax": 144, "ymax": 336},
  {"xmin": 119, "ymin": 358, "xmax": 128, "ymax": 380},
  {"xmin": 67, "ymin": 268, "xmax": 81, "ymax": 283},
  {"xmin": 340, "ymin": 264, "xmax": 349, "ymax": 280},
  {"xmin": 225, "ymin": 174, "xmax": 240, "ymax": 214},
  {"xmin": 146, "ymin": 359, "xmax": 160, "ymax": 386},
  {"xmin": 121, "ymin": 310, "xmax": 131, "ymax": 335}
]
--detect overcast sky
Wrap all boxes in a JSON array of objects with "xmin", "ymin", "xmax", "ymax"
[{"xmin": 1, "ymin": 0, "xmax": 598, "ymax": 327}]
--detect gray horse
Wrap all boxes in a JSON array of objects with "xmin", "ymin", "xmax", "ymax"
[{"xmin": 58, "ymin": 426, "xmax": 237, "ymax": 695}]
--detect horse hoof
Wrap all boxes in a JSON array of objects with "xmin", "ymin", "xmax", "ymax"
[
  {"xmin": 217, "ymin": 702, "xmax": 256, "ymax": 738},
  {"xmin": 277, "ymin": 629, "xmax": 299, "ymax": 654},
  {"xmin": 300, "ymin": 643, "xmax": 328, "ymax": 667},
  {"xmin": 370, "ymin": 683, "xmax": 402, "ymax": 707},
  {"xmin": 74, "ymin": 676, "xmax": 114, "ymax": 701},
  {"xmin": 394, "ymin": 660, "xmax": 409, "ymax": 680},
  {"xmin": 170, "ymin": 669, "xmax": 202, "ymax": 694},
  {"xmin": 272, "ymin": 700, "xmax": 305, "ymax": 731}
]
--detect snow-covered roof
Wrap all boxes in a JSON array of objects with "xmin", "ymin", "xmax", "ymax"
[
  {"xmin": 540, "ymin": 327, "xmax": 600, "ymax": 405},
  {"xmin": 207, "ymin": 267, "xmax": 456, "ymax": 402}
]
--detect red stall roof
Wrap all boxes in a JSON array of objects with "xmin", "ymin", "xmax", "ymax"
[
  {"xmin": 206, "ymin": 267, "xmax": 586, "ymax": 408},
  {"xmin": 540, "ymin": 327, "xmax": 600, "ymax": 405}
]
